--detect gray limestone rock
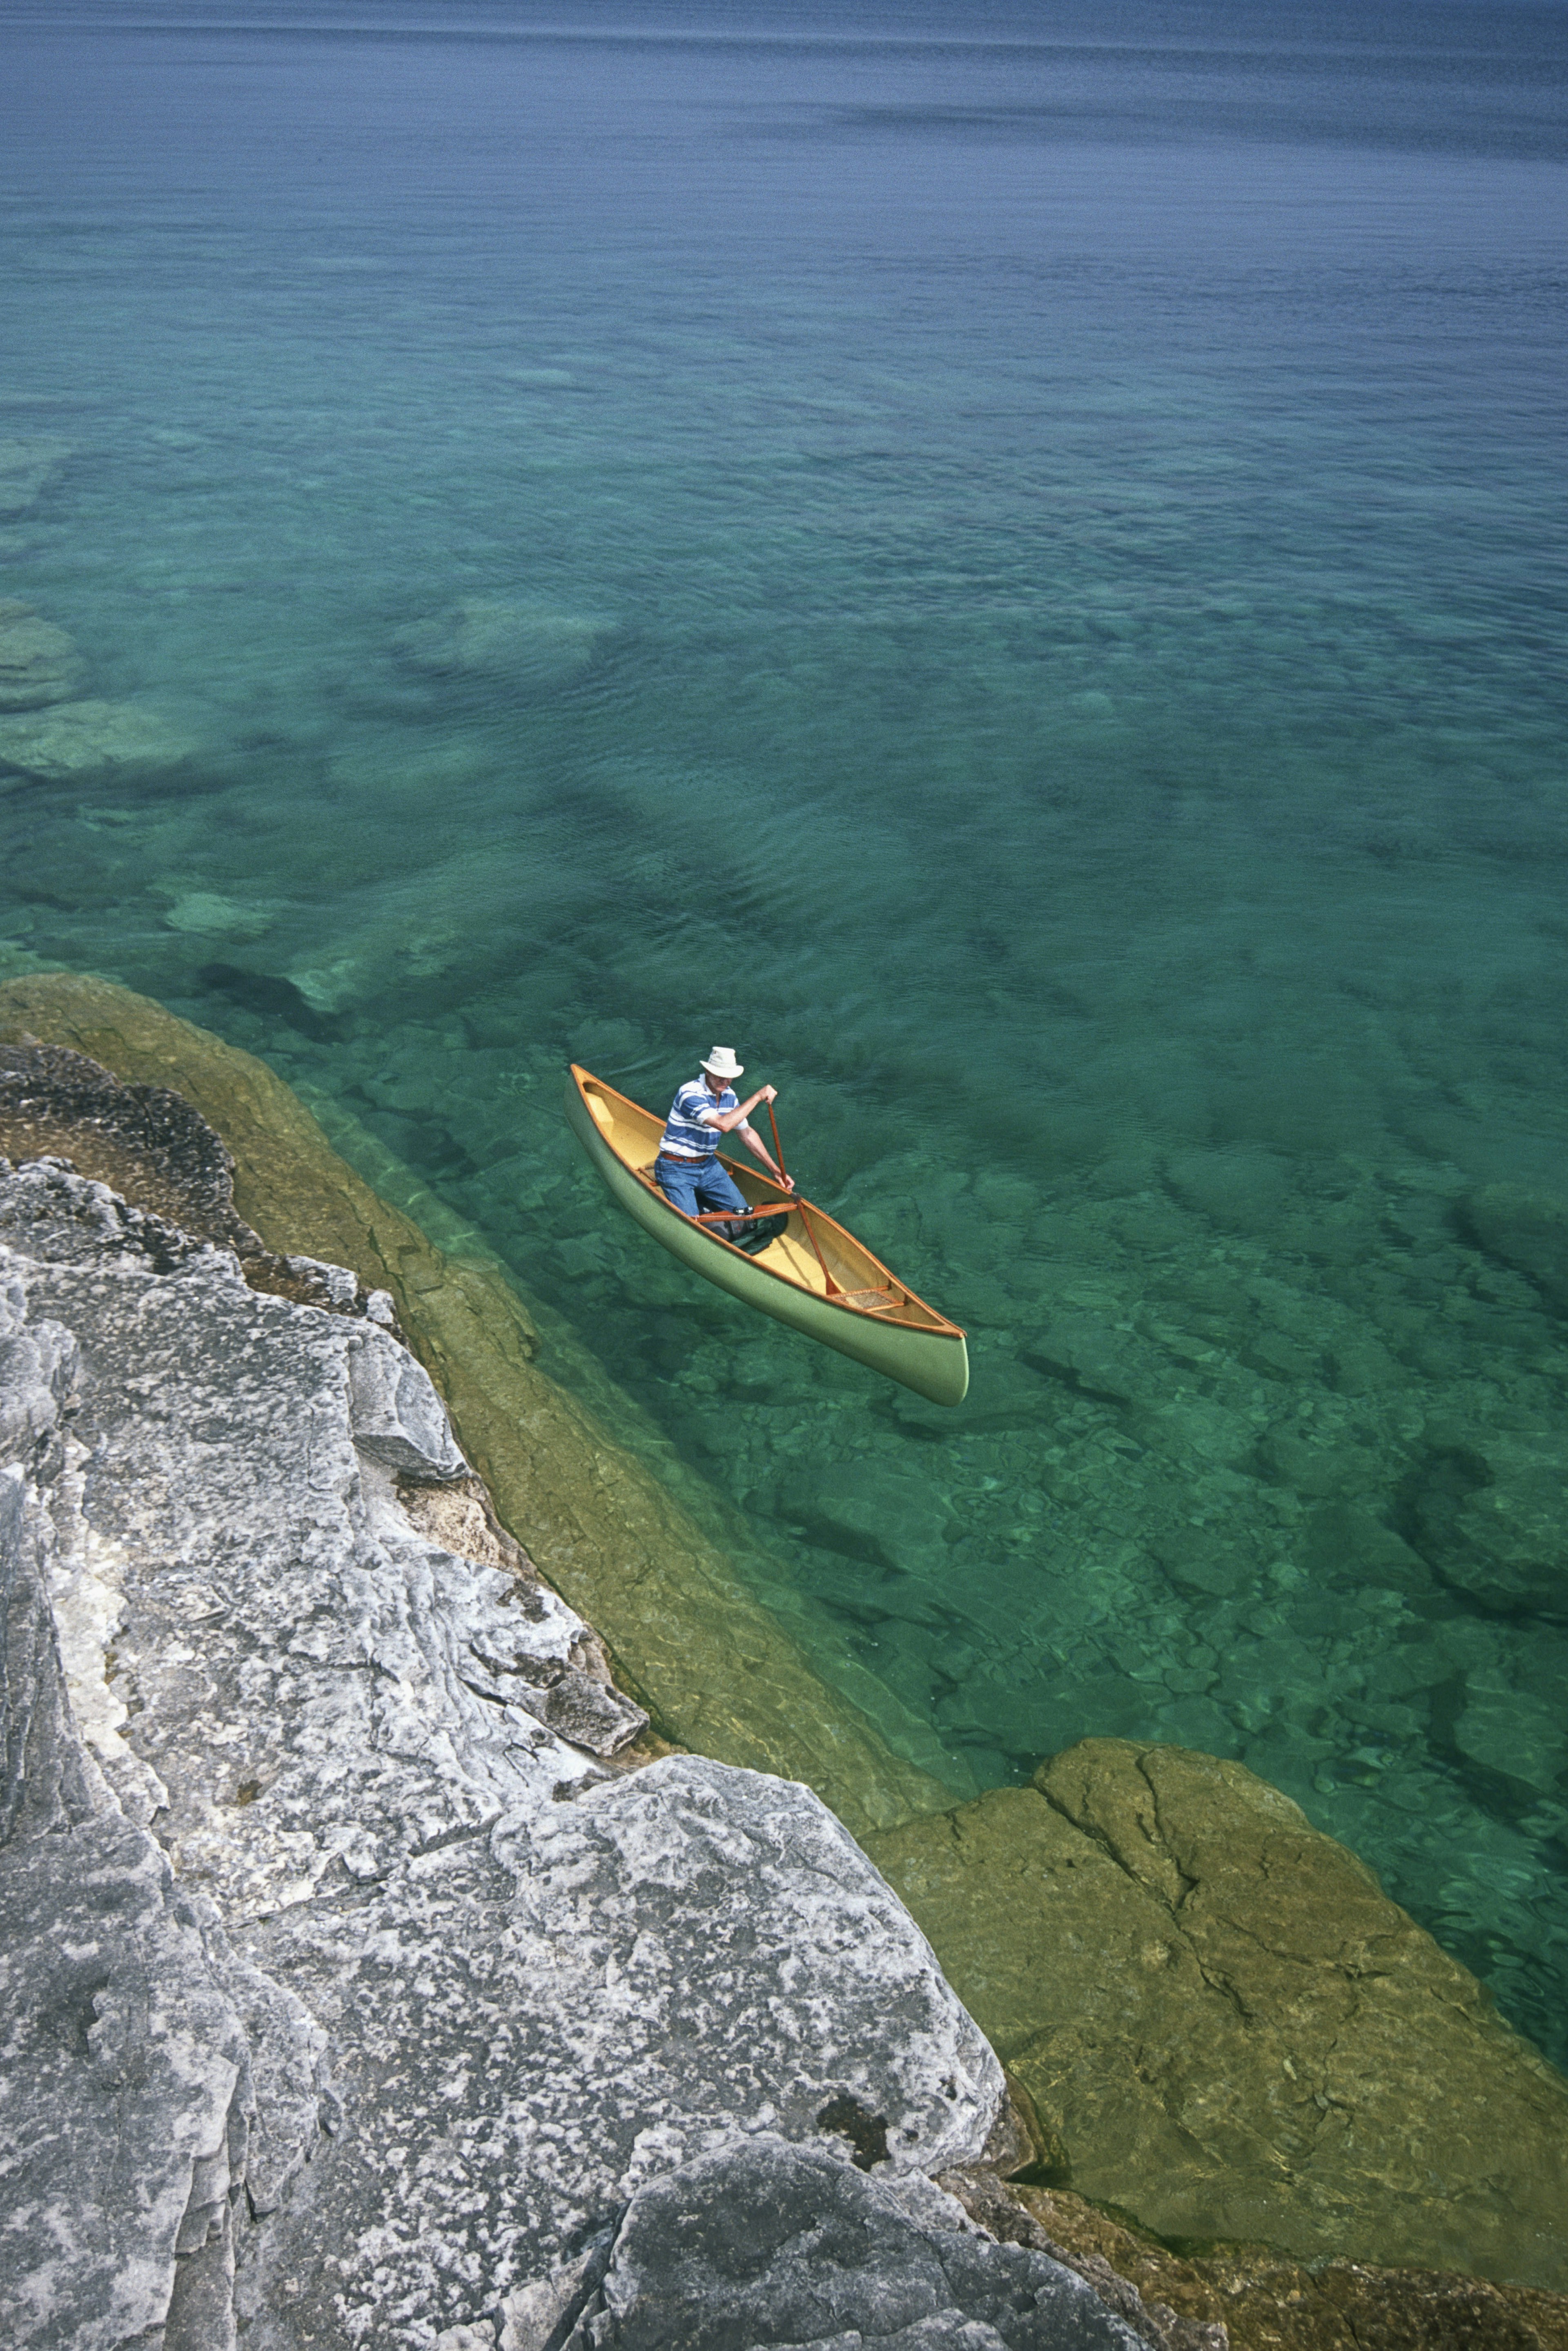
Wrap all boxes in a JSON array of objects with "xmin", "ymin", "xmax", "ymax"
[
  {"xmin": 346, "ymin": 1319, "xmax": 468, "ymax": 1476},
  {"xmin": 934, "ymin": 2167, "xmax": 1225, "ymax": 2351},
  {"xmin": 0, "ymin": 1468, "xmax": 326, "ymax": 2350},
  {"xmin": 0, "ymin": 1042, "xmax": 389, "ymax": 1319},
  {"xmin": 0, "ymin": 1045, "xmax": 252, "ymax": 1251},
  {"xmin": 235, "ymin": 1756, "xmax": 1002, "ymax": 2345},
  {"xmin": 0, "ymin": 1157, "xmax": 1007, "ymax": 2348},
  {"xmin": 505, "ymin": 2135, "xmax": 1148, "ymax": 2351}
]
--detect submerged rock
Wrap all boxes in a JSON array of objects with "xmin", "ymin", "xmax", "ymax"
[
  {"xmin": 951, "ymin": 2175, "xmax": 1568, "ymax": 2351},
  {"xmin": 0, "ymin": 435, "xmax": 70, "ymax": 518},
  {"xmin": 0, "ymin": 696, "xmax": 198, "ymax": 782},
  {"xmin": 1403, "ymin": 1435, "xmax": 1568, "ymax": 1622},
  {"xmin": 866, "ymin": 1739, "xmax": 1568, "ymax": 2291},
  {"xmin": 0, "ymin": 599, "xmax": 84, "ymax": 708},
  {"xmin": 162, "ymin": 888, "xmax": 274, "ymax": 940},
  {"xmin": 392, "ymin": 596, "xmax": 607, "ymax": 691},
  {"xmin": 1163, "ymin": 1146, "xmax": 1291, "ymax": 1237},
  {"xmin": 1464, "ymin": 1184, "xmax": 1568, "ymax": 1314}
]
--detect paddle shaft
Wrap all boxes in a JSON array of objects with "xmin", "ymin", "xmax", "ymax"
[
  {"xmin": 765, "ymin": 1096, "xmax": 840, "ymax": 1296},
  {"xmin": 765, "ymin": 1098, "xmax": 788, "ymax": 1184}
]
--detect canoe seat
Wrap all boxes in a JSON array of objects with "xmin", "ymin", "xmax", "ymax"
[{"xmin": 835, "ymin": 1286, "xmax": 905, "ymax": 1315}]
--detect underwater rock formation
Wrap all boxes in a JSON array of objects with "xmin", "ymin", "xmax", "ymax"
[
  {"xmin": 0, "ymin": 600, "xmax": 84, "ymax": 709},
  {"xmin": 1465, "ymin": 1183, "xmax": 1568, "ymax": 1316},
  {"xmin": 0, "ymin": 436, "xmax": 70, "ymax": 518},
  {"xmin": 392, "ymin": 597, "xmax": 606, "ymax": 691},
  {"xmin": 0, "ymin": 698, "xmax": 198, "ymax": 783},
  {"xmin": 866, "ymin": 1740, "xmax": 1568, "ymax": 2291},
  {"xmin": 946, "ymin": 2173, "xmax": 1568, "ymax": 2351},
  {"xmin": 161, "ymin": 889, "xmax": 275, "ymax": 942},
  {"xmin": 1402, "ymin": 1429, "xmax": 1568, "ymax": 1626},
  {"xmin": 0, "ymin": 1155, "xmax": 1007, "ymax": 2347}
]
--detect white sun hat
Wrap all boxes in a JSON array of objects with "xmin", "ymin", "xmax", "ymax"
[{"xmin": 701, "ymin": 1046, "xmax": 744, "ymax": 1081}]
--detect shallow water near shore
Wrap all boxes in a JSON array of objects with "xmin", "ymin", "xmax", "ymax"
[{"xmin": 2, "ymin": 0, "xmax": 1566, "ymax": 2068}]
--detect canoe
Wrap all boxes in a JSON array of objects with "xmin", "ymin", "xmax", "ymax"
[{"xmin": 564, "ymin": 1065, "xmax": 969, "ymax": 1406}]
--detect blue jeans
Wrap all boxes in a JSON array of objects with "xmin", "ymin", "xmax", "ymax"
[{"xmin": 654, "ymin": 1152, "xmax": 748, "ymax": 1221}]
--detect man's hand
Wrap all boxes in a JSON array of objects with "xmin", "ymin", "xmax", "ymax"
[{"xmin": 758, "ymin": 1084, "xmax": 778, "ymax": 1105}]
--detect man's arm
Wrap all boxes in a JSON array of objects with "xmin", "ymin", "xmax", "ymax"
[
  {"xmin": 735, "ymin": 1120, "xmax": 794, "ymax": 1191},
  {"xmin": 706, "ymin": 1083, "xmax": 774, "ymax": 1135},
  {"xmin": 704, "ymin": 1085, "xmax": 795, "ymax": 1190}
]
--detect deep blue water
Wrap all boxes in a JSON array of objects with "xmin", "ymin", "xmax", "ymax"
[{"xmin": 2, "ymin": 0, "xmax": 1566, "ymax": 2064}]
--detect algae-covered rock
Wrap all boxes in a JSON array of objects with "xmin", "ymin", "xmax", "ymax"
[
  {"xmin": 1465, "ymin": 1185, "xmax": 1568, "ymax": 1314},
  {"xmin": 0, "ymin": 970, "xmax": 955, "ymax": 1838},
  {"xmin": 865, "ymin": 1738, "xmax": 1568, "ymax": 2291},
  {"xmin": 0, "ymin": 599, "xmax": 84, "ymax": 708},
  {"xmin": 962, "ymin": 2178, "xmax": 1568, "ymax": 2351},
  {"xmin": 0, "ymin": 697, "xmax": 198, "ymax": 782}
]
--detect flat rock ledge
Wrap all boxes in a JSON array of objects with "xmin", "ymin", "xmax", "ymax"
[{"xmin": 0, "ymin": 1156, "xmax": 1152, "ymax": 2351}]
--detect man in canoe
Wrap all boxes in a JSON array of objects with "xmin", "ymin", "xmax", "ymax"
[{"xmin": 655, "ymin": 1047, "xmax": 793, "ymax": 1254}]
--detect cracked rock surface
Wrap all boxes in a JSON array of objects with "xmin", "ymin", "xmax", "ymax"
[{"xmin": 0, "ymin": 1159, "xmax": 1018, "ymax": 2347}]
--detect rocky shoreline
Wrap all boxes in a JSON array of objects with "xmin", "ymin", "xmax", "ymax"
[
  {"xmin": 0, "ymin": 1144, "xmax": 1033, "ymax": 2345},
  {"xmin": 1, "ymin": 991, "xmax": 1566, "ymax": 2349}
]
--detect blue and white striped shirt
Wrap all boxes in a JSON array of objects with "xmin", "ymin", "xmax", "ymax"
[{"xmin": 660, "ymin": 1079, "xmax": 747, "ymax": 1160}]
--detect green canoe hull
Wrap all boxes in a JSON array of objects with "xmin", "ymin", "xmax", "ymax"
[{"xmin": 564, "ymin": 1077, "xmax": 969, "ymax": 1406}]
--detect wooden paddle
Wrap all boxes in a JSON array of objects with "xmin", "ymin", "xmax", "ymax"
[{"xmin": 766, "ymin": 1096, "xmax": 841, "ymax": 1296}]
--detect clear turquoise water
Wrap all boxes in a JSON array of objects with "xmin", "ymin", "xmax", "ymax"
[{"xmin": 2, "ymin": 0, "xmax": 1566, "ymax": 2061}]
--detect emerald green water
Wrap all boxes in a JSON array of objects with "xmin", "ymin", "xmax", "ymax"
[{"xmin": 2, "ymin": 0, "xmax": 1566, "ymax": 2063}]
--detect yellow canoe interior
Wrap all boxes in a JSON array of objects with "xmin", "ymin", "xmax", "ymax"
[{"xmin": 565, "ymin": 1065, "xmax": 968, "ymax": 1403}]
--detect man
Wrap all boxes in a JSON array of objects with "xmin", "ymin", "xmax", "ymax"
[{"xmin": 654, "ymin": 1047, "xmax": 793, "ymax": 1253}]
